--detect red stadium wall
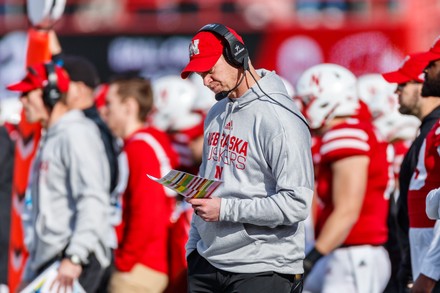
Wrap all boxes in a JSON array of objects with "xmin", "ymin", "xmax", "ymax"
[{"xmin": 254, "ymin": 24, "xmax": 409, "ymax": 87}]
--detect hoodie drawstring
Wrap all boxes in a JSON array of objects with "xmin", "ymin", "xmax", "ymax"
[{"xmin": 209, "ymin": 101, "xmax": 238, "ymax": 179}]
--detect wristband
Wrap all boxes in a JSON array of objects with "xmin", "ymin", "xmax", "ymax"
[{"xmin": 304, "ymin": 247, "xmax": 324, "ymax": 275}]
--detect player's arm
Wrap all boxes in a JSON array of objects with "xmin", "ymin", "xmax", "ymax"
[
  {"xmin": 426, "ymin": 188, "xmax": 440, "ymax": 220},
  {"xmin": 412, "ymin": 220, "xmax": 440, "ymax": 293},
  {"xmin": 314, "ymin": 155, "xmax": 369, "ymax": 254}
]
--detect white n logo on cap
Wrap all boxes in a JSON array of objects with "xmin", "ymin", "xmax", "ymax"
[
  {"xmin": 432, "ymin": 35, "xmax": 440, "ymax": 49},
  {"xmin": 189, "ymin": 39, "xmax": 200, "ymax": 57}
]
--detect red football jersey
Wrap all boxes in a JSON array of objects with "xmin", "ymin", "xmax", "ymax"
[
  {"xmin": 311, "ymin": 135, "xmax": 322, "ymax": 169},
  {"xmin": 315, "ymin": 118, "xmax": 391, "ymax": 245},
  {"xmin": 408, "ymin": 119, "xmax": 440, "ymax": 228},
  {"xmin": 115, "ymin": 127, "xmax": 178, "ymax": 274}
]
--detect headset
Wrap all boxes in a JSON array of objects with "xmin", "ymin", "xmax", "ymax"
[
  {"xmin": 198, "ymin": 23, "xmax": 249, "ymax": 71},
  {"xmin": 199, "ymin": 24, "xmax": 309, "ymax": 128},
  {"xmin": 28, "ymin": 62, "xmax": 61, "ymax": 108}
]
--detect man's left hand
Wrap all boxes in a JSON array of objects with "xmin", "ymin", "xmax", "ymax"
[
  {"xmin": 187, "ymin": 197, "xmax": 221, "ymax": 222},
  {"xmin": 50, "ymin": 258, "xmax": 82, "ymax": 292},
  {"xmin": 411, "ymin": 273, "xmax": 436, "ymax": 293}
]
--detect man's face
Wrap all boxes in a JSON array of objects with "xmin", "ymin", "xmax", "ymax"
[
  {"xmin": 198, "ymin": 55, "xmax": 240, "ymax": 96},
  {"xmin": 105, "ymin": 84, "xmax": 128, "ymax": 138},
  {"xmin": 422, "ymin": 59, "xmax": 440, "ymax": 97},
  {"xmin": 20, "ymin": 88, "xmax": 49, "ymax": 124},
  {"xmin": 395, "ymin": 82, "xmax": 422, "ymax": 117}
]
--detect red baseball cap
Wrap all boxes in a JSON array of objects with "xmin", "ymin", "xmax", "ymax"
[
  {"xmin": 416, "ymin": 36, "xmax": 440, "ymax": 63},
  {"xmin": 94, "ymin": 83, "xmax": 109, "ymax": 109},
  {"xmin": 7, "ymin": 62, "xmax": 70, "ymax": 93},
  {"xmin": 181, "ymin": 25, "xmax": 244, "ymax": 79},
  {"xmin": 382, "ymin": 53, "xmax": 429, "ymax": 84}
]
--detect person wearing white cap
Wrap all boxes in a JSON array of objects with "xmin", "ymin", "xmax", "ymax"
[{"xmin": 181, "ymin": 23, "xmax": 313, "ymax": 293}]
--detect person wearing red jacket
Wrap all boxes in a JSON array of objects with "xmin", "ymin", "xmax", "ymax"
[{"xmin": 105, "ymin": 76, "xmax": 178, "ymax": 293}]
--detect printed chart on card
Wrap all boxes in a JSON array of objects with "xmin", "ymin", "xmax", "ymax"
[{"xmin": 147, "ymin": 170, "xmax": 222, "ymax": 199}]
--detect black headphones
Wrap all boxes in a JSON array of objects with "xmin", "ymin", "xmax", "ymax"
[
  {"xmin": 198, "ymin": 23, "xmax": 249, "ymax": 71},
  {"xmin": 28, "ymin": 62, "xmax": 62, "ymax": 108}
]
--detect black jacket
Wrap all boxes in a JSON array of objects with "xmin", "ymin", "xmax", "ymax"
[
  {"xmin": 83, "ymin": 105, "xmax": 120, "ymax": 194},
  {"xmin": 396, "ymin": 106, "xmax": 440, "ymax": 285},
  {"xmin": 0, "ymin": 126, "xmax": 15, "ymax": 285}
]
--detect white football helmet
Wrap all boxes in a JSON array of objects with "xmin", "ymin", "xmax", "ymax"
[
  {"xmin": 150, "ymin": 75, "xmax": 202, "ymax": 132},
  {"xmin": 296, "ymin": 63, "xmax": 359, "ymax": 129},
  {"xmin": 373, "ymin": 111, "xmax": 420, "ymax": 142},
  {"xmin": 0, "ymin": 97, "xmax": 22, "ymax": 125},
  {"xmin": 357, "ymin": 73, "xmax": 398, "ymax": 119}
]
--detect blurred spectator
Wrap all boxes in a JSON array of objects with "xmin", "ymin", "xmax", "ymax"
[
  {"xmin": 8, "ymin": 61, "xmax": 112, "ymax": 292},
  {"xmin": 105, "ymin": 76, "xmax": 178, "ymax": 293},
  {"xmin": 382, "ymin": 52, "xmax": 440, "ymax": 292},
  {"xmin": 73, "ymin": 0, "xmax": 127, "ymax": 32},
  {"xmin": 406, "ymin": 43, "xmax": 440, "ymax": 292},
  {"xmin": 296, "ymin": 0, "xmax": 348, "ymax": 11},
  {"xmin": 236, "ymin": 0, "xmax": 295, "ymax": 28},
  {"xmin": 60, "ymin": 55, "xmax": 120, "ymax": 211},
  {"xmin": 48, "ymin": 29, "xmax": 121, "ymax": 292},
  {"xmin": 357, "ymin": 73, "xmax": 420, "ymax": 293}
]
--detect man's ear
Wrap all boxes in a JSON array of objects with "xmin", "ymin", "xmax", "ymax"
[
  {"xmin": 67, "ymin": 82, "xmax": 80, "ymax": 99},
  {"xmin": 125, "ymin": 96, "xmax": 139, "ymax": 117}
]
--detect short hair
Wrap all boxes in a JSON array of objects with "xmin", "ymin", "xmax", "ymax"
[
  {"xmin": 109, "ymin": 75, "xmax": 153, "ymax": 122},
  {"xmin": 62, "ymin": 55, "xmax": 100, "ymax": 89}
]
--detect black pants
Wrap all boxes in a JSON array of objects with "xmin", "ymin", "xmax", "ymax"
[
  {"xmin": 37, "ymin": 253, "xmax": 104, "ymax": 293},
  {"xmin": 187, "ymin": 250, "xmax": 303, "ymax": 293}
]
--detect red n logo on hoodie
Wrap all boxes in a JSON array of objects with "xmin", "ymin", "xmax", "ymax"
[{"xmin": 215, "ymin": 165, "xmax": 223, "ymax": 180}]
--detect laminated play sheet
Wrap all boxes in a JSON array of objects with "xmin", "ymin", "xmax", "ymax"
[
  {"xmin": 147, "ymin": 169, "xmax": 222, "ymax": 199},
  {"xmin": 20, "ymin": 261, "xmax": 85, "ymax": 293}
]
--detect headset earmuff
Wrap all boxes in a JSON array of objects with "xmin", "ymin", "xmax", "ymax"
[
  {"xmin": 198, "ymin": 23, "xmax": 249, "ymax": 71},
  {"xmin": 42, "ymin": 62, "xmax": 61, "ymax": 108}
]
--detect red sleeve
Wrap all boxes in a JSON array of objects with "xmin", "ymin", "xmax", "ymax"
[
  {"xmin": 114, "ymin": 140, "xmax": 172, "ymax": 272},
  {"xmin": 320, "ymin": 124, "xmax": 372, "ymax": 163}
]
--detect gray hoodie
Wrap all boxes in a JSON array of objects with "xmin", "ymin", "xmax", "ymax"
[
  {"xmin": 187, "ymin": 69, "xmax": 314, "ymax": 274},
  {"xmin": 23, "ymin": 110, "xmax": 111, "ymax": 280}
]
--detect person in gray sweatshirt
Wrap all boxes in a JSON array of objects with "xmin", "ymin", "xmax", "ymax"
[
  {"xmin": 7, "ymin": 61, "xmax": 111, "ymax": 292},
  {"xmin": 180, "ymin": 23, "xmax": 314, "ymax": 293}
]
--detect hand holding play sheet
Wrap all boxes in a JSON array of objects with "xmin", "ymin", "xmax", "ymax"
[{"xmin": 147, "ymin": 169, "xmax": 222, "ymax": 199}]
